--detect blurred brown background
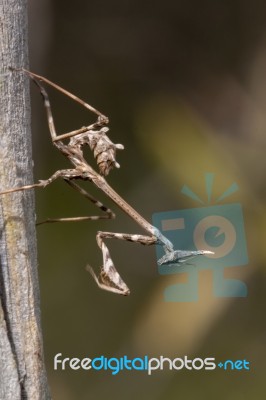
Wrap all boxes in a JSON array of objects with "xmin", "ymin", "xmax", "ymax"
[{"xmin": 28, "ymin": 1, "xmax": 266, "ymax": 399}]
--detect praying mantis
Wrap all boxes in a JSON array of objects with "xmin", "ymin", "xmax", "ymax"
[{"xmin": 0, "ymin": 68, "xmax": 213, "ymax": 295}]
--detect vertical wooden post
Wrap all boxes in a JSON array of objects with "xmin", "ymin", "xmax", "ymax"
[{"xmin": 0, "ymin": 0, "xmax": 50, "ymax": 398}]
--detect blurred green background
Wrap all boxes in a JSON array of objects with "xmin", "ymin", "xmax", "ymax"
[{"xmin": 28, "ymin": 1, "xmax": 266, "ymax": 399}]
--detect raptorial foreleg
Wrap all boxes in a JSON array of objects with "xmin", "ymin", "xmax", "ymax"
[{"xmin": 87, "ymin": 231, "xmax": 157, "ymax": 295}]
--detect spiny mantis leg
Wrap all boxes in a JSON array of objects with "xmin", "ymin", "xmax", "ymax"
[
  {"xmin": 24, "ymin": 69, "xmax": 123, "ymax": 178},
  {"xmin": 14, "ymin": 68, "xmax": 108, "ymax": 141},
  {"xmin": 0, "ymin": 169, "xmax": 80, "ymax": 195},
  {"xmin": 37, "ymin": 180, "xmax": 115, "ymax": 225},
  {"xmin": 0, "ymin": 171, "xmax": 115, "ymax": 224},
  {"xmin": 87, "ymin": 231, "xmax": 157, "ymax": 296}
]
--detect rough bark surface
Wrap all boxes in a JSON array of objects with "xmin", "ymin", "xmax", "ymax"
[{"xmin": 0, "ymin": 0, "xmax": 50, "ymax": 398}]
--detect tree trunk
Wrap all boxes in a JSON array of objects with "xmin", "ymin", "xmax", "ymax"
[{"xmin": 0, "ymin": 0, "xmax": 50, "ymax": 398}]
